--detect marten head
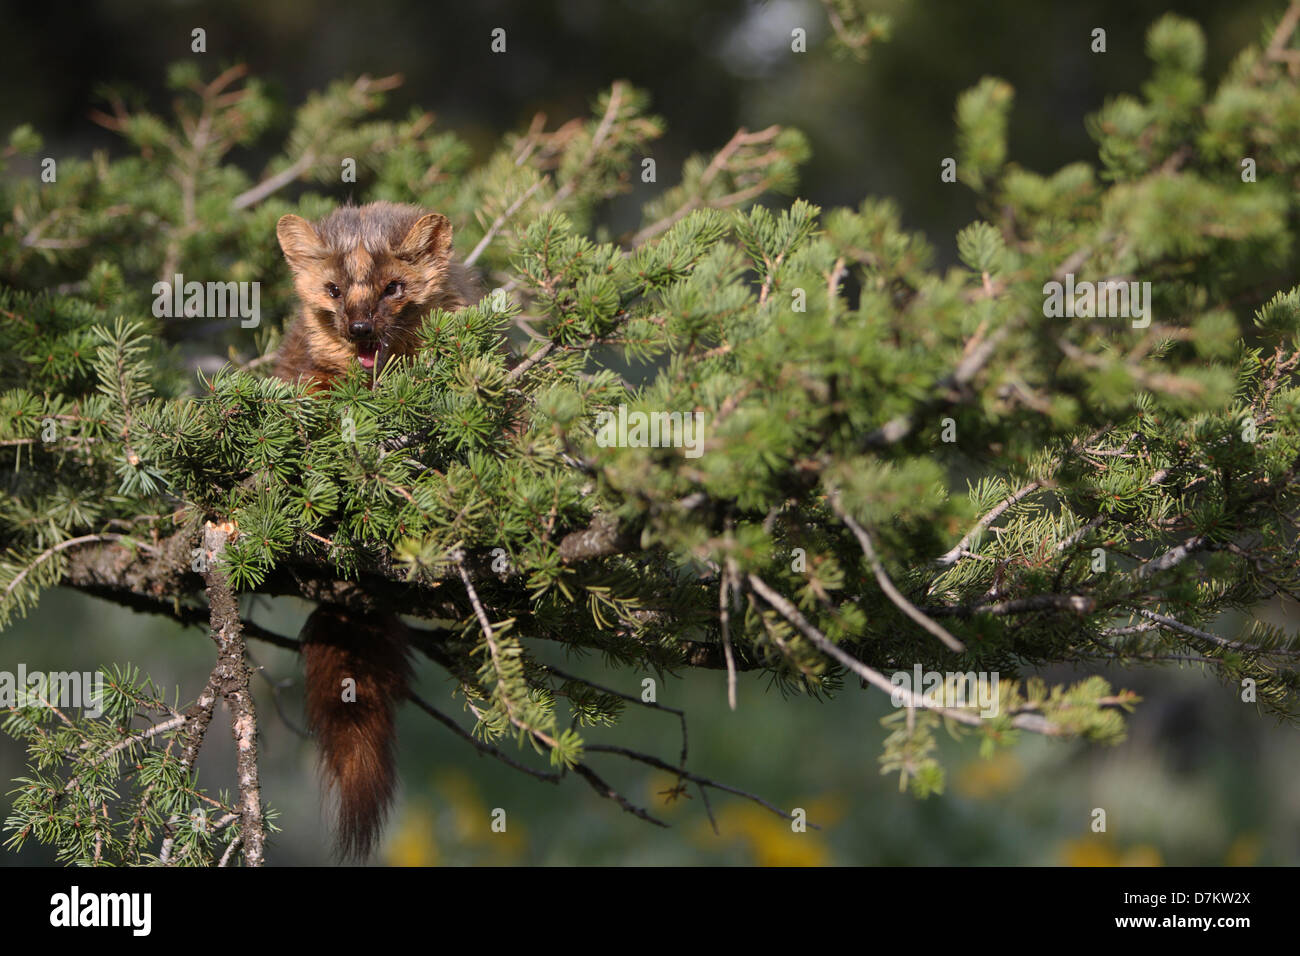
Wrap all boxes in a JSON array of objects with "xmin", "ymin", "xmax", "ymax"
[{"xmin": 277, "ymin": 202, "xmax": 460, "ymax": 373}]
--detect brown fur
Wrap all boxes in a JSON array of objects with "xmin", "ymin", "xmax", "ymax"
[
  {"xmin": 274, "ymin": 205, "xmax": 475, "ymax": 857},
  {"xmin": 300, "ymin": 604, "xmax": 412, "ymax": 860},
  {"xmin": 274, "ymin": 201, "xmax": 478, "ymax": 388}
]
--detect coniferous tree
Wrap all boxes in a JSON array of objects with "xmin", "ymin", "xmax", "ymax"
[{"xmin": 2, "ymin": 7, "xmax": 1299, "ymax": 865}]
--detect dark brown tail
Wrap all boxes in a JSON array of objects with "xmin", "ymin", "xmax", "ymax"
[{"xmin": 300, "ymin": 604, "xmax": 411, "ymax": 860}]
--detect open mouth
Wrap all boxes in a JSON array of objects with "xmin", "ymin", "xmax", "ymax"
[{"xmin": 356, "ymin": 341, "xmax": 381, "ymax": 370}]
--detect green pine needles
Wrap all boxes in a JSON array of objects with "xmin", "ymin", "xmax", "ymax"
[
  {"xmin": 3, "ymin": 7, "xmax": 1300, "ymax": 864},
  {"xmin": 2, "ymin": 665, "xmax": 274, "ymax": 866}
]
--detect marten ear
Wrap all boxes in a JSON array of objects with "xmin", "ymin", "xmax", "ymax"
[
  {"xmin": 395, "ymin": 212, "xmax": 452, "ymax": 264},
  {"xmin": 277, "ymin": 214, "xmax": 327, "ymax": 270}
]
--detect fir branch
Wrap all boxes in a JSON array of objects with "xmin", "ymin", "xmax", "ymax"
[
  {"xmin": 9, "ymin": 34, "xmax": 1300, "ymax": 860},
  {"xmin": 568, "ymin": 761, "xmax": 668, "ymax": 828},
  {"xmin": 543, "ymin": 662, "xmax": 690, "ymax": 769},
  {"xmin": 630, "ymin": 125, "xmax": 788, "ymax": 246},
  {"xmin": 936, "ymin": 480, "xmax": 1044, "ymax": 567},
  {"xmin": 584, "ymin": 744, "xmax": 812, "ymax": 827},
  {"xmin": 829, "ymin": 492, "xmax": 965, "ymax": 652},
  {"xmin": 199, "ymin": 521, "xmax": 265, "ymax": 866},
  {"xmin": 3, "ymin": 533, "xmax": 158, "ymax": 615},
  {"xmin": 745, "ymin": 571, "xmax": 1071, "ymax": 735},
  {"xmin": 407, "ymin": 691, "xmax": 562, "ymax": 783},
  {"xmin": 463, "ymin": 179, "xmax": 545, "ymax": 268}
]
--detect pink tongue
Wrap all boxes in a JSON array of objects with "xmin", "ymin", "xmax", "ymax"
[{"xmin": 357, "ymin": 343, "xmax": 378, "ymax": 369}]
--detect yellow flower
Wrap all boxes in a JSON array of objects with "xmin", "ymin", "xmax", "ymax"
[
  {"xmin": 1059, "ymin": 837, "xmax": 1163, "ymax": 867},
  {"xmin": 383, "ymin": 807, "xmax": 438, "ymax": 867},
  {"xmin": 953, "ymin": 752, "xmax": 1023, "ymax": 800},
  {"xmin": 1224, "ymin": 833, "xmax": 1260, "ymax": 867},
  {"xmin": 695, "ymin": 795, "xmax": 844, "ymax": 866}
]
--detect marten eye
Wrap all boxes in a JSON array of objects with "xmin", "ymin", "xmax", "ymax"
[
  {"xmin": 325, "ymin": 282, "xmax": 341, "ymax": 299},
  {"xmin": 382, "ymin": 280, "xmax": 404, "ymax": 298}
]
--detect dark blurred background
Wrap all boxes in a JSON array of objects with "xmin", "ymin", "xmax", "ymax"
[
  {"xmin": 0, "ymin": 0, "xmax": 1285, "ymax": 251},
  {"xmin": 1, "ymin": 0, "xmax": 1297, "ymax": 864}
]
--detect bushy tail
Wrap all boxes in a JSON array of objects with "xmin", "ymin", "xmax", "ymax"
[{"xmin": 300, "ymin": 604, "xmax": 411, "ymax": 860}]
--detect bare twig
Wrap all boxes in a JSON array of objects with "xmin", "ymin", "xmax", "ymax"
[
  {"xmin": 935, "ymin": 480, "xmax": 1042, "ymax": 567},
  {"xmin": 719, "ymin": 555, "xmax": 739, "ymax": 711},
  {"xmin": 569, "ymin": 761, "xmax": 668, "ymax": 827},
  {"xmin": 543, "ymin": 662, "xmax": 690, "ymax": 769},
  {"xmin": 926, "ymin": 593, "xmax": 1096, "ymax": 617},
  {"xmin": 230, "ymin": 152, "xmax": 316, "ymax": 211},
  {"xmin": 159, "ymin": 666, "xmax": 222, "ymax": 865},
  {"xmin": 629, "ymin": 125, "xmax": 785, "ymax": 246},
  {"xmin": 407, "ymin": 691, "xmax": 562, "ymax": 782},
  {"xmin": 218, "ymin": 835, "xmax": 242, "ymax": 867},
  {"xmin": 504, "ymin": 339, "xmax": 557, "ymax": 384},
  {"xmin": 463, "ymin": 179, "xmax": 545, "ymax": 268},
  {"xmin": 544, "ymin": 81, "xmax": 625, "ymax": 212},
  {"xmin": 745, "ymin": 572, "xmax": 1063, "ymax": 734},
  {"xmin": 829, "ymin": 492, "xmax": 965, "ymax": 652},
  {"xmin": 585, "ymin": 744, "xmax": 815, "ymax": 827},
  {"xmin": 1136, "ymin": 534, "xmax": 1208, "ymax": 580},
  {"xmin": 1136, "ymin": 608, "xmax": 1300, "ymax": 658}
]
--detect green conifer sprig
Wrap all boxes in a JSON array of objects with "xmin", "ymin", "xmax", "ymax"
[{"xmin": 3, "ymin": 665, "xmax": 264, "ymax": 866}]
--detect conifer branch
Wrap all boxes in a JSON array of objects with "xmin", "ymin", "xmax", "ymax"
[
  {"xmin": 829, "ymin": 493, "xmax": 965, "ymax": 652},
  {"xmin": 584, "ymin": 744, "xmax": 813, "ymax": 827},
  {"xmin": 568, "ymin": 761, "xmax": 669, "ymax": 827},
  {"xmin": 861, "ymin": 324, "xmax": 1011, "ymax": 448},
  {"xmin": 199, "ymin": 521, "xmax": 266, "ymax": 866},
  {"xmin": 746, "ymin": 572, "xmax": 1084, "ymax": 736},
  {"xmin": 543, "ymin": 662, "xmax": 690, "ymax": 769},
  {"xmin": 7, "ymin": 34, "xmax": 1300, "ymax": 861},
  {"xmin": 158, "ymin": 669, "xmax": 221, "ymax": 865},
  {"xmin": 463, "ymin": 179, "xmax": 545, "ymax": 268},
  {"xmin": 935, "ymin": 480, "xmax": 1043, "ymax": 567},
  {"xmin": 629, "ymin": 125, "xmax": 788, "ymax": 246},
  {"xmin": 407, "ymin": 691, "xmax": 563, "ymax": 782}
]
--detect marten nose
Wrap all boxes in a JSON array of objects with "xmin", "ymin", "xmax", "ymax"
[{"xmin": 348, "ymin": 319, "xmax": 374, "ymax": 340}]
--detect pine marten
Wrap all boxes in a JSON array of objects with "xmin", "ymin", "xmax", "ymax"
[
  {"xmin": 273, "ymin": 202, "xmax": 477, "ymax": 858},
  {"xmin": 275, "ymin": 201, "xmax": 477, "ymax": 387}
]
